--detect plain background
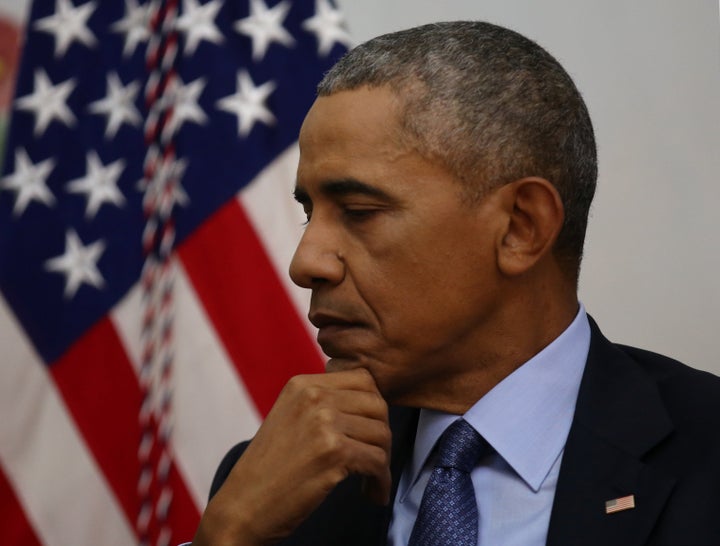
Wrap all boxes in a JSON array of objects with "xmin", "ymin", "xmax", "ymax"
[{"xmin": 1, "ymin": 0, "xmax": 718, "ymax": 374}]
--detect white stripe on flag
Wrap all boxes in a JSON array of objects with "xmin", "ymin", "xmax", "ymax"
[
  {"xmin": 111, "ymin": 262, "xmax": 262, "ymax": 508},
  {"xmin": 0, "ymin": 295, "xmax": 136, "ymax": 546},
  {"xmin": 238, "ymin": 143, "xmax": 318, "ymax": 344}
]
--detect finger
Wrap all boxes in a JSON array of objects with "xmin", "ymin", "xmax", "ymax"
[
  {"xmin": 285, "ymin": 367, "xmax": 380, "ymax": 396},
  {"xmin": 311, "ymin": 419, "xmax": 392, "ymax": 506},
  {"xmin": 331, "ymin": 412, "xmax": 392, "ymax": 450},
  {"xmin": 320, "ymin": 388, "xmax": 388, "ymax": 421},
  {"xmin": 284, "ymin": 377, "xmax": 388, "ymax": 422},
  {"xmin": 343, "ymin": 440, "xmax": 392, "ymax": 506}
]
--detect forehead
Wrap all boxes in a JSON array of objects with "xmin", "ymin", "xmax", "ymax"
[
  {"xmin": 296, "ymin": 86, "xmax": 471, "ymax": 210},
  {"xmin": 298, "ymin": 86, "xmax": 411, "ymax": 166},
  {"xmin": 300, "ymin": 85, "xmax": 403, "ymax": 141},
  {"xmin": 297, "ymin": 87, "xmax": 434, "ymax": 189}
]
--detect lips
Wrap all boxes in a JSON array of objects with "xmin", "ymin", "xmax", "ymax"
[
  {"xmin": 308, "ymin": 311, "xmax": 365, "ymax": 355},
  {"xmin": 308, "ymin": 311, "xmax": 359, "ymax": 329}
]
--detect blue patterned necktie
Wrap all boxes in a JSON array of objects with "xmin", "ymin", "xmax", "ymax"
[{"xmin": 408, "ymin": 418, "xmax": 489, "ymax": 546}]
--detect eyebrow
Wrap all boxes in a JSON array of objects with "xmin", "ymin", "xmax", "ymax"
[{"xmin": 293, "ymin": 178, "xmax": 397, "ymax": 204}]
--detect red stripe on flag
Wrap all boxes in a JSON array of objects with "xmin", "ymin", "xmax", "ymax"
[
  {"xmin": 179, "ymin": 198, "xmax": 324, "ymax": 417},
  {"xmin": 50, "ymin": 317, "xmax": 200, "ymax": 542},
  {"xmin": 0, "ymin": 465, "xmax": 43, "ymax": 546}
]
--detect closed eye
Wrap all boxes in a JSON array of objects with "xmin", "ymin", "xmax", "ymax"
[{"xmin": 343, "ymin": 207, "xmax": 381, "ymax": 221}]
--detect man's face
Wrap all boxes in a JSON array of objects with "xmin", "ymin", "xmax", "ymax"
[{"xmin": 290, "ymin": 86, "xmax": 505, "ymax": 406}]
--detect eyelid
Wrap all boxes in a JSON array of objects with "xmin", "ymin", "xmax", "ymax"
[
  {"xmin": 342, "ymin": 200, "xmax": 391, "ymax": 212},
  {"xmin": 341, "ymin": 204, "xmax": 385, "ymax": 224},
  {"xmin": 344, "ymin": 206, "xmax": 378, "ymax": 214}
]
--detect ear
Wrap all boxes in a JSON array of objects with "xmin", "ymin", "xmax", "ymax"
[{"xmin": 495, "ymin": 177, "xmax": 564, "ymax": 277}]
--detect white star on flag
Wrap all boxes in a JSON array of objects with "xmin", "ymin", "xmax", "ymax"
[
  {"xmin": 34, "ymin": 0, "xmax": 98, "ymax": 57},
  {"xmin": 216, "ymin": 70, "xmax": 276, "ymax": 137},
  {"xmin": 0, "ymin": 148, "xmax": 57, "ymax": 217},
  {"xmin": 302, "ymin": 0, "xmax": 353, "ymax": 56},
  {"xmin": 162, "ymin": 76, "xmax": 208, "ymax": 138},
  {"xmin": 66, "ymin": 151, "xmax": 126, "ymax": 219},
  {"xmin": 88, "ymin": 72, "xmax": 142, "ymax": 139},
  {"xmin": 175, "ymin": 0, "xmax": 224, "ymax": 56},
  {"xmin": 15, "ymin": 69, "xmax": 77, "ymax": 137},
  {"xmin": 111, "ymin": 0, "xmax": 151, "ymax": 58},
  {"xmin": 44, "ymin": 229, "xmax": 106, "ymax": 299},
  {"xmin": 234, "ymin": 0, "xmax": 295, "ymax": 61}
]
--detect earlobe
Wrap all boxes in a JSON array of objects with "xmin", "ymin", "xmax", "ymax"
[{"xmin": 496, "ymin": 178, "xmax": 564, "ymax": 277}]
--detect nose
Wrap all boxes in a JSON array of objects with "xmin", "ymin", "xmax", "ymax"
[{"xmin": 289, "ymin": 218, "xmax": 345, "ymax": 289}]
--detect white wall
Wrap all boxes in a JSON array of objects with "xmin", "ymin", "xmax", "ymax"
[{"xmin": 336, "ymin": 0, "xmax": 720, "ymax": 374}]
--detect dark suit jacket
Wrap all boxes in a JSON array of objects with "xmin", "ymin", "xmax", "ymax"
[{"xmin": 209, "ymin": 318, "xmax": 720, "ymax": 545}]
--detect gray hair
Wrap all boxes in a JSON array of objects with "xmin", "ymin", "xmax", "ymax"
[{"xmin": 318, "ymin": 21, "xmax": 597, "ymax": 277}]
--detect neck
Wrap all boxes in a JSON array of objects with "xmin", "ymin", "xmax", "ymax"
[{"xmin": 392, "ymin": 282, "xmax": 579, "ymax": 414}]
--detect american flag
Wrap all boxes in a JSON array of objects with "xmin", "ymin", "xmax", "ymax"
[
  {"xmin": 0, "ymin": 0, "xmax": 349, "ymax": 544},
  {"xmin": 605, "ymin": 494, "xmax": 635, "ymax": 514}
]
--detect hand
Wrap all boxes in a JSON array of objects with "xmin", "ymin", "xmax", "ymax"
[{"xmin": 192, "ymin": 368, "xmax": 392, "ymax": 546}]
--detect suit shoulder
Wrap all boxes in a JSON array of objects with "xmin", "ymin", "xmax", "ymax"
[
  {"xmin": 209, "ymin": 440, "xmax": 250, "ymax": 500},
  {"xmin": 616, "ymin": 343, "xmax": 720, "ymax": 415}
]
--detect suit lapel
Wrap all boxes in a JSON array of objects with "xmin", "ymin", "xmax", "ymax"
[
  {"xmin": 547, "ymin": 318, "xmax": 675, "ymax": 546},
  {"xmin": 377, "ymin": 406, "xmax": 419, "ymax": 544}
]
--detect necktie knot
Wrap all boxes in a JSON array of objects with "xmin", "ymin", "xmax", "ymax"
[
  {"xmin": 408, "ymin": 418, "xmax": 488, "ymax": 546},
  {"xmin": 435, "ymin": 418, "xmax": 488, "ymax": 473}
]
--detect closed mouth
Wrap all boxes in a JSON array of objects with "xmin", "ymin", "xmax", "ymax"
[{"xmin": 308, "ymin": 311, "xmax": 361, "ymax": 330}]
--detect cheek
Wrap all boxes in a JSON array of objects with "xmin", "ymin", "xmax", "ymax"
[
  {"xmin": 357, "ymin": 235, "xmax": 483, "ymax": 308},
  {"xmin": 364, "ymin": 254, "xmax": 497, "ymax": 353},
  {"xmin": 349, "ymin": 212, "xmax": 496, "ymax": 337}
]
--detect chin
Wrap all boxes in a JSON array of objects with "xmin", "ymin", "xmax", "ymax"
[
  {"xmin": 324, "ymin": 356, "xmax": 365, "ymax": 373},
  {"xmin": 324, "ymin": 357, "xmax": 390, "ymax": 392},
  {"xmin": 323, "ymin": 355, "xmax": 419, "ymax": 405}
]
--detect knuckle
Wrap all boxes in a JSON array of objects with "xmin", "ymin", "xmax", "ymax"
[
  {"xmin": 326, "ymin": 466, "xmax": 348, "ymax": 487},
  {"xmin": 285, "ymin": 375, "xmax": 325, "ymax": 406},
  {"xmin": 316, "ymin": 435, "xmax": 354, "ymax": 472},
  {"xmin": 284, "ymin": 374, "xmax": 308, "ymax": 395},
  {"xmin": 303, "ymin": 385, "xmax": 323, "ymax": 405},
  {"xmin": 317, "ymin": 429, "xmax": 343, "ymax": 459},
  {"xmin": 314, "ymin": 406, "xmax": 336, "ymax": 427}
]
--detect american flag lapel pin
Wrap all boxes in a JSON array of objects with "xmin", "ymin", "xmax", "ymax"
[{"xmin": 605, "ymin": 494, "xmax": 636, "ymax": 514}]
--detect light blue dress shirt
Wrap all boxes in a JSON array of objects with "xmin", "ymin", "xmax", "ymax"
[{"xmin": 387, "ymin": 305, "xmax": 590, "ymax": 546}]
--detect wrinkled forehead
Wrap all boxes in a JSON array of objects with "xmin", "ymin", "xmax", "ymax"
[
  {"xmin": 295, "ymin": 86, "xmax": 463, "ymax": 201},
  {"xmin": 299, "ymin": 86, "xmax": 408, "ymax": 150}
]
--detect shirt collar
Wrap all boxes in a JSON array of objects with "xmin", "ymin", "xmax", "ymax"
[{"xmin": 407, "ymin": 304, "xmax": 590, "ymax": 494}]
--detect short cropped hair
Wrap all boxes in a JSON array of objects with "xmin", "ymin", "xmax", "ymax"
[{"xmin": 318, "ymin": 21, "xmax": 598, "ymax": 278}]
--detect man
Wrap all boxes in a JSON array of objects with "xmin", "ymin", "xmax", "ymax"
[{"xmin": 191, "ymin": 21, "xmax": 720, "ymax": 546}]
